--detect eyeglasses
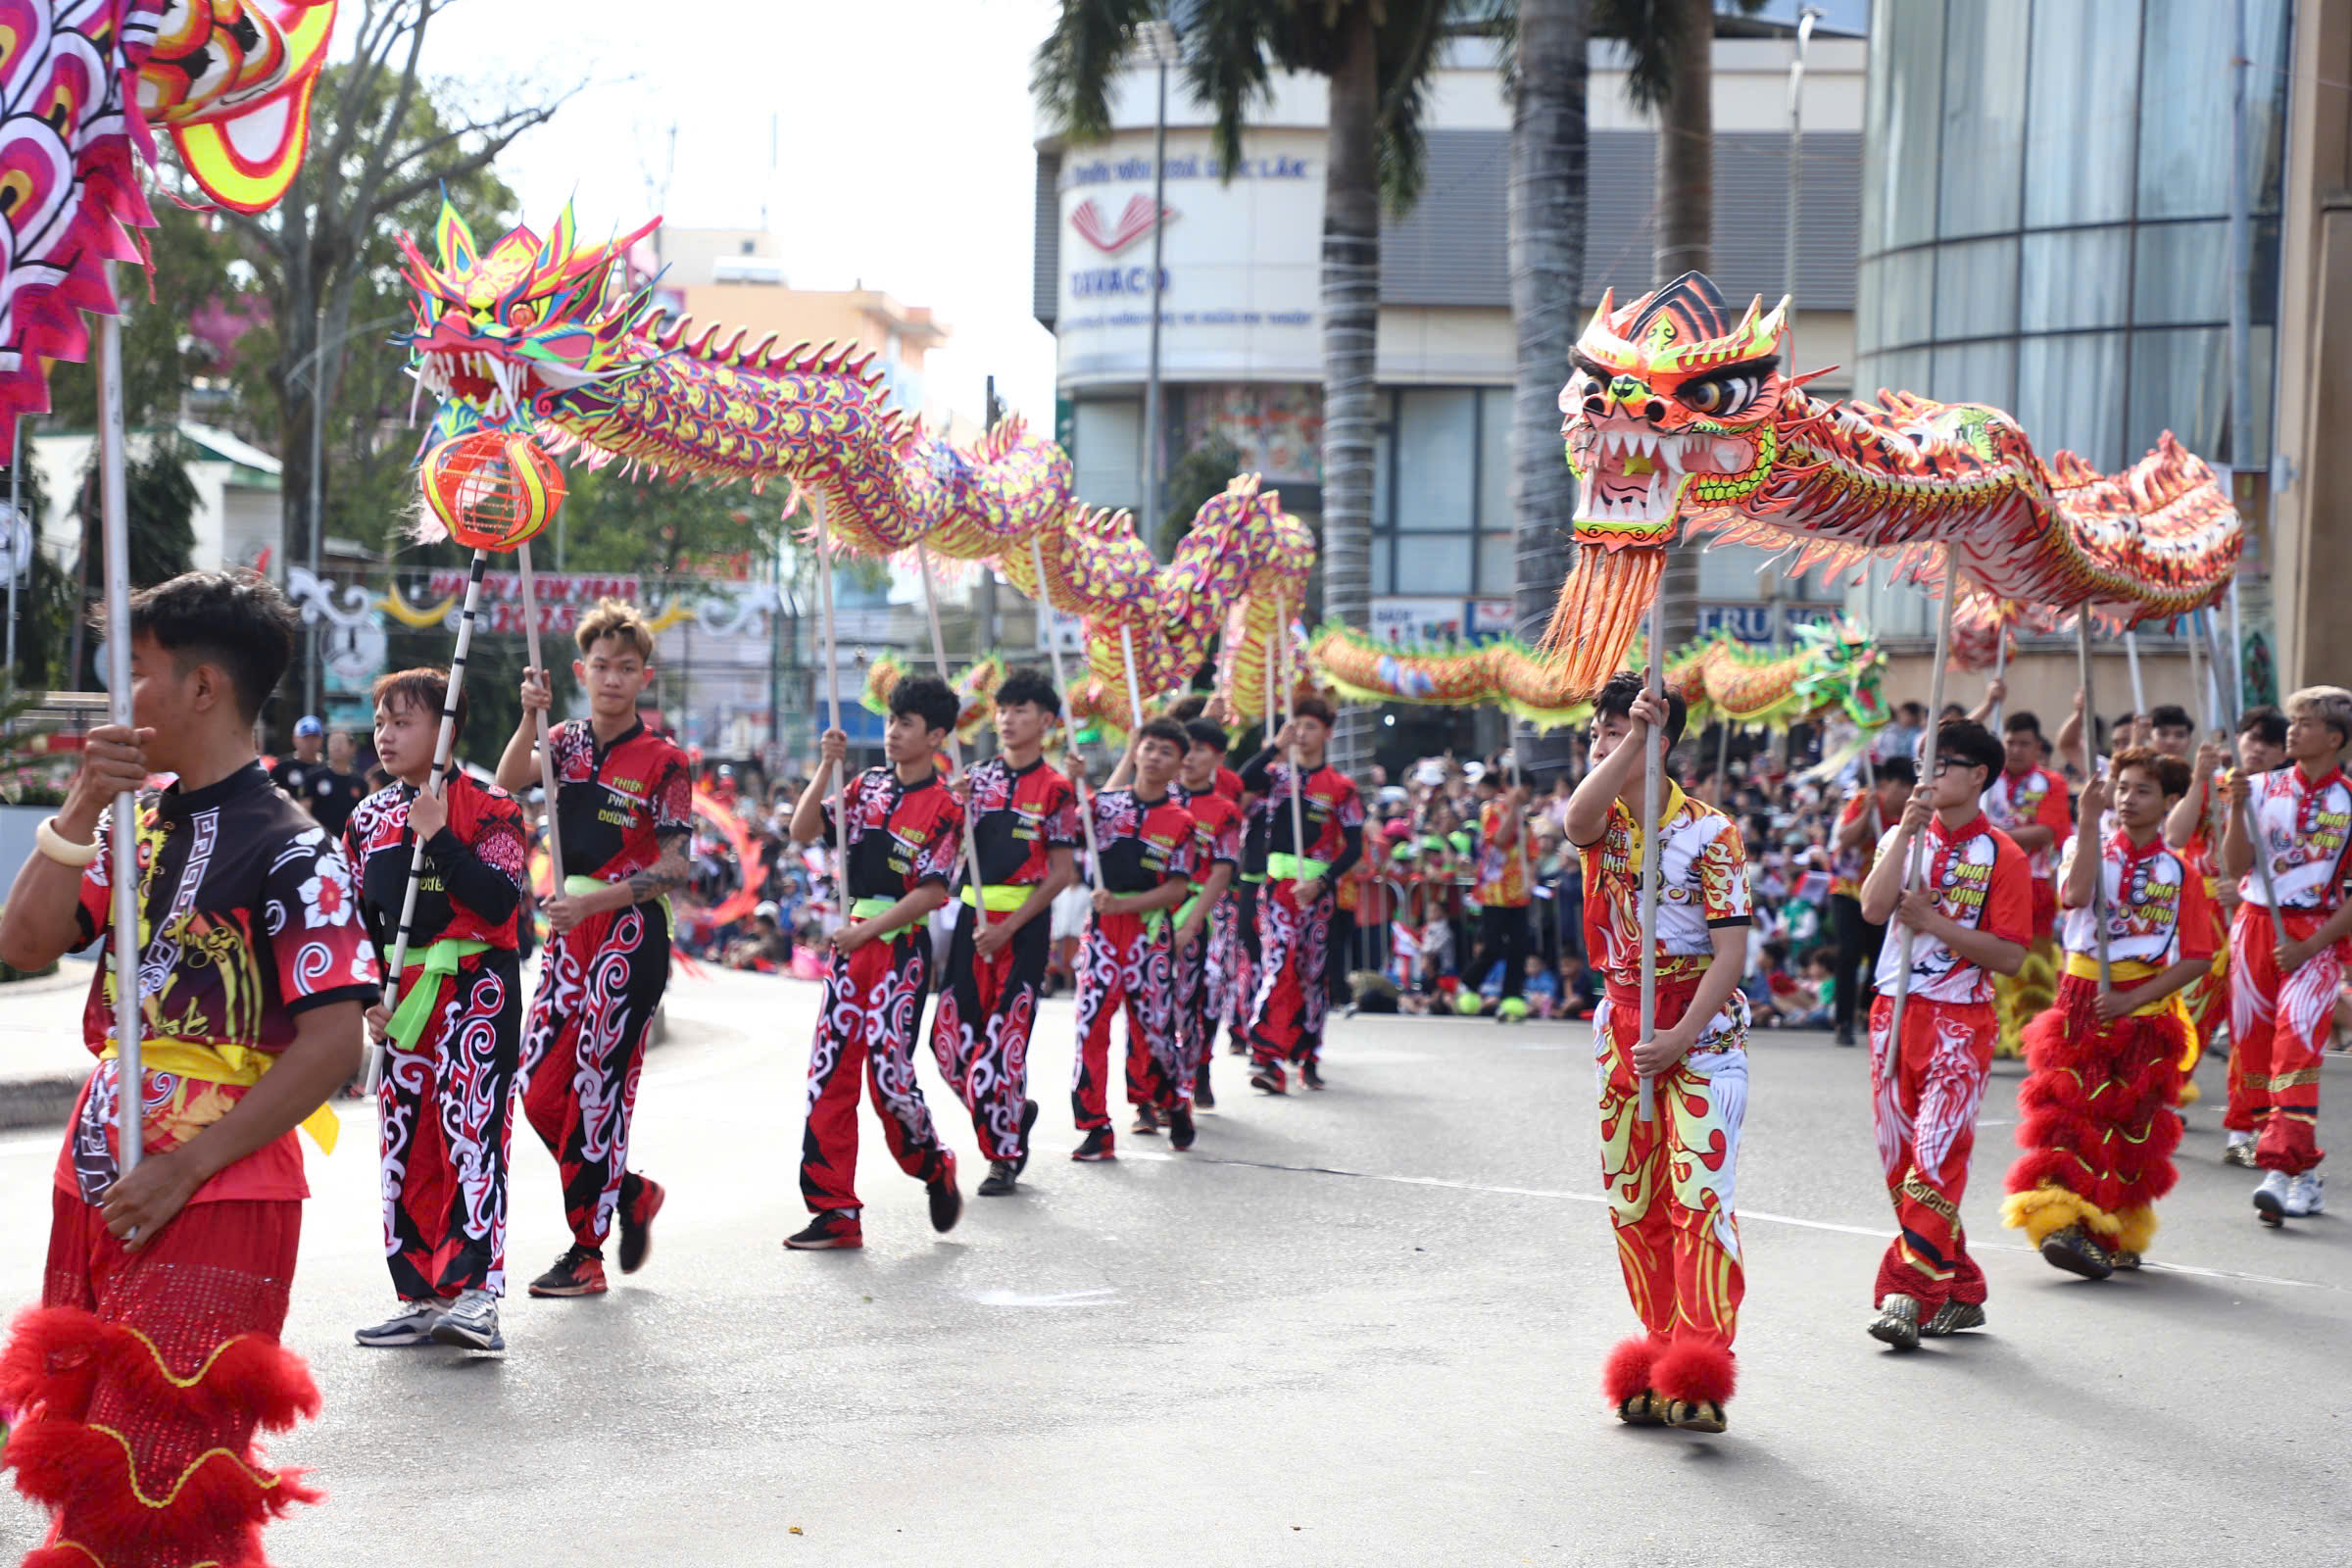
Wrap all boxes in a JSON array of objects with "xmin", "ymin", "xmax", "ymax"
[{"xmin": 1932, "ymin": 756, "xmax": 1974, "ymax": 775}]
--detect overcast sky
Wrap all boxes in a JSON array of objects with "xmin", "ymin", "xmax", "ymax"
[{"xmin": 416, "ymin": 0, "xmax": 1067, "ymax": 425}]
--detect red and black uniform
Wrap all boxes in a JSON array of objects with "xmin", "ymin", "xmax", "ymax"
[
  {"xmin": 1239, "ymin": 749, "xmax": 1365, "ymax": 1087},
  {"xmin": 802, "ymin": 766, "xmax": 964, "ymax": 1216},
  {"xmin": 2, "ymin": 763, "xmax": 378, "ymax": 1567},
  {"xmin": 1173, "ymin": 781, "xmax": 1244, "ymax": 1098},
  {"xmin": 927, "ymin": 756, "xmax": 1078, "ymax": 1161},
  {"xmin": 1074, "ymin": 788, "xmax": 1197, "ymax": 1143},
  {"xmin": 346, "ymin": 772, "xmax": 528, "ymax": 1302},
  {"xmin": 520, "ymin": 718, "xmax": 691, "ymax": 1255},
  {"xmin": 1229, "ymin": 796, "xmax": 1269, "ymax": 1054}
]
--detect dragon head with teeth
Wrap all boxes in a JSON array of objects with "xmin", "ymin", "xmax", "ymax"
[
  {"xmin": 1541, "ymin": 270, "xmax": 1803, "ymax": 689},
  {"xmin": 399, "ymin": 200, "xmax": 658, "ymax": 435}
]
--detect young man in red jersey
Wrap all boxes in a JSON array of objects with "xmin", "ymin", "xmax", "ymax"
[
  {"xmin": 0, "ymin": 572, "xmax": 374, "ymax": 1567},
  {"xmin": 2221, "ymin": 687, "xmax": 2352, "ymax": 1225},
  {"xmin": 930, "ymin": 667, "xmax": 1078, "ymax": 1197},
  {"xmin": 1171, "ymin": 718, "xmax": 1242, "ymax": 1110},
  {"xmin": 1980, "ymin": 710, "xmax": 2070, "ymax": 1059},
  {"xmin": 2005, "ymin": 749, "xmax": 2213, "ymax": 1276},
  {"xmin": 1240, "ymin": 697, "xmax": 1365, "ymax": 1094},
  {"xmin": 500, "ymin": 599, "xmax": 692, "ymax": 1298},
  {"xmin": 1070, "ymin": 717, "xmax": 1198, "ymax": 1157},
  {"xmin": 349, "ymin": 668, "xmax": 529, "ymax": 1351},
  {"xmin": 1565, "ymin": 673, "xmax": 1752, "ymax": 1436},
  {"xmin": 786, "ymin": 676, "xmax": 968, "ymax": 1248},
  {"xmin": 1861, "ymin": 718, "xmax": 2031, "ymax": 1349},
  {"xmin": 1830, "ymin": 757, "xmax": 1915, "ymax": 1047}
]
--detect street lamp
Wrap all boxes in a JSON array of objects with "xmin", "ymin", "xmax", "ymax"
[{"xmin": 1136, "ymin": 19, "xmax": 1182, "ymax": 551}]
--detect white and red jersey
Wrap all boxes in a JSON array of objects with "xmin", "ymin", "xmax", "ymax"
[
  {"xmin": 1981, "ymin": 764, "xmax": 2071, "ymax": 882},
  {"xmin": 2237, "ymin": 764, "xmax": 2352, "ymax": 912},
  {"xmin": 2057, "ymin": 829, "xmax": 2219, "ymax": 967},
  {"xmin": 1575, "ymin": 782, "xmax": 1751, "ymax": 989},
  {"xmin": 1872, "ymin": 811, "xmax": 2034, "ymax": 1004}
]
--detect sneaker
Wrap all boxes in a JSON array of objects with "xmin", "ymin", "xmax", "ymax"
[
  {"xmin": 527, "ymin": 1247, "xmax": 609, "ymax": 1298},
  {"xmin": 784, "ymin": 1210, "xmax": 864, "ymax": 1250},
  {"xmin": 1923, "ymin": 1299, "xmax": 1987, "ymax": 1336},
  {"xmin": 1131, "ymin": 1104, "xmax": 1162, "ymax": 1136},
  {"xmin": 2109, "ymin": 1250, "xmax": 2142, "ymax": 1271},
  {"xmin": 355, "ymin": 1299, "xmax": 446, "ymax": 1348},
  {"xmin": 977, "ymin": 1160, "xmax": 1017, "ymax": 1198},
  {"xmin": 1665, "ymin": 1398, "xmax": 1727, "ymax": 1434},
  {"xmin": 1614, "ymin": 1391, "xmax": 1665, "ymax": 1427},
  {"xmin": 2254, "ymin": 1168, "xmax": 2291, "ymax": 1226},
  {"xmin": 1167, "ymin": 1102, "xmax": 1197, "ymax": 1152},
  {"xmin": 1868, "ymin": 1294, "xmax": 1922, "ymax": 1351},
  {"xmin": 2285, "ymin": 1170, "xmax": 2325, "ymax": 1217},
  {"xmin": 1071, "ymin": 1127, "xmax": 1116, "ymax": 1162},
  {"xmin": 1227, "ymin": 1032, "xmax": 1250, "ymax": 1057},
  {"xmin": 1013, "ymin": 1099, "xmax": 1041, "ymax": 1178},
  {"xmin": 1300, "ymin": 1059, "xmax": 1326, "ymax": 1091},
  {"xmin": 429, "ymin": 1289, "xmax": 504, "ymax": 1351},
  {"xmin": 1196, "ymin": 1070, "xmax": 1216, "ymax": 1111},
  {"xmin": 927, "ymin": 1151, "xmax": 962, "ymax": 1234},
  {"xmin": 617, "ymin": 1174, "xmax": 665, "ymax": 1275},
  {"xmin": 2037, "ymin": 1224, "xmax": 2115, "ymax": 1281},
  {"xmin": 1834, "ymin": 1029, "xmax": 1857, "ymax": 1049},
  {"xmin": 1250, "ymin": 1065, "xmax": 1287, "ymax": 1096},
  {"xmin": 2224, "ymin": 1134, "xmax": 2259, "ymax": 1168}
]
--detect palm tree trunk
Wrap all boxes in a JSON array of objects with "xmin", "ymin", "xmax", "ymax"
[
  {"xmin": 1319, "ymin": 3, "xmax": 1381, "ymax": 781},
  {"xmin": 1510, "ymin": 0, "xmax": 1591, "ymax": 781},
  {"xmin": 1652, "ymin": 0, "xmax": 1712, "ymax": 656}
]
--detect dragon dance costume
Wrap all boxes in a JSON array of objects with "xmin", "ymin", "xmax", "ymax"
[
  {"xmin": 519, "ymin": 717, "xmax": 692, "ymax": 1283},
  {"xmin": 1980, "ymin": 764, "xmax": 2070, "ymax": 1060},
  {"xmin": 1072, "ymin": 788, "xmax": 1197, "ymax": 1150},
  {"xmin": 1466, "ymin": 798, "xmax": 1533, "ymax": 1012},
  {"xmin": 1228, "ymin": 796, "xmax": 1267, "ymax": 1057},
  {"xmin": 928, "ymin": 756, "xmax": 1078, "ymax": 1164},
  {"xmin": 1, "ymin": 765, "xmax": 379, "ymax": 1568},
  {"xmin": 1173, "ymin": 782, "xmax": 1244, "ymax": 1104},
  {"xmin": 2228, "ymin": 763, "xmax": 2352, "ymax": 1180},
  {"xmin": 1867, "ymin": 813, "xmax": 2033, "ymax": 1324},
  {"xmin": 1238, "ymin": 750, "xmax": 1365, "ymax": 1092},
  {"xmin": 346, "ymin": 773, "xmax": 528, "ymax": 1305},
  {"xmin": 2003, "ymin": 827, "xmax": 2213, "ymax": 1269},
  {"xmin": 1575, "ymin": 781, "xmax": 1752, "ymax": 1423},
  {"xmin": 800, "ymin": 766, "xmax": 964, "ymax": 1232}
]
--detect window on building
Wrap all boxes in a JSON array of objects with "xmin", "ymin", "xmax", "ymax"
[{"xmin": 1072, "ymin": 399, "xmax": 1142, "ymax": 512}]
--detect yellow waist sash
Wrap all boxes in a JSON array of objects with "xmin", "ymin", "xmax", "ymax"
[
  {"xmin": 99, "ymin": 1038, "xmax": 339, "ymax": 1154},
  {"xmin": 2063, "ymin": 953, "xmax": 2192, "ymax": 1024}
]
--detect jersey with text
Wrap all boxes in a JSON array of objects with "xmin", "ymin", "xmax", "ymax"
[
  {"xmin": 1257, "ymin": 760, "xmax": 1366, "ymax": 864},
  {"xmin": 1982, "ymin": 765, "xmax": 2072, "ymax": 882},
  {"xmin": 1474, "ymin": 798, "xmax": 1531, "ymax": 907},
  {"xmin": 1871, "ymin": 813, "xmax": 2034, "ymax": 1004},
  {"xmin": 1176, "ymin": 783, "xmax": 1244, "ymax": 882},
  {"xmin": 2237, "ymin": 764, "xmax": 2352, "ymax": 911},
  {"xmin": 1090, "ymin": 790, "xmax": 1198, "ymax": 897},
  {"xmin": 344, "ymin": 771, "xmax": 529, "ymax": 951},
  {"xmin": 825, "ymin": 767, "xmax": 964, "ymax": 904},
  {"xmin": 1576, "ymin": 783, "xmax": 1750, "ymax": 987},
  {"xmin": 548, "ymin": 718, "xmax": 693, "ymax": 883},
  {"xmin": 2057, "ymin": 829, "xmax": 2217, "ymax": 966},
  {"xmin": 958, "ymin": 756, "xmax": 1079, "ymax": 890}
]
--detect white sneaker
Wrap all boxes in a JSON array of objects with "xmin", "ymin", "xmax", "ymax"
[
  {"xmin": 2254, "ymin": 1168, "xmax": 2291, "ymax": 1226},
  {"xmin": 354, "ymin": 1299, "xmax": 444, "ymax": 1348},
  {"xmin": 2285, "ymin": 1171, "xmax": 2325, "ymax": 1218},
  {"xmin": 429, "ymin": 1288, "xmax": 504, "ymax": 1351}
]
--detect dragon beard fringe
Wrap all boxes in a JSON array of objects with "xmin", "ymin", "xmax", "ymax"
[{"xmin": 1543, "ymin": 544, "xmax": 1666, "ymax": 689}]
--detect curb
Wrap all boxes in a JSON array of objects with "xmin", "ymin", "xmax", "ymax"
[{"xmin": 0, "ymin": 1075, "xmax": 84, "ymax": 1133}]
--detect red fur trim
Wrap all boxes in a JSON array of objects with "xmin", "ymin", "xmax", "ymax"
[
  {"xmin": 1651, "ymin": 1341, "xmax": 1738, "ymax": 1405},
  {"xmin": 0, "ymin": 1307, "xmax": 318, "ymax": 1437},
  {"xmin": 1601, "ymin": 1335, "xmax": 1661, "ymax": 1404},
  {"xmin": 5, "ymin": 1418, "xmax": 318, "ymax": 1558},
  {"xmin": 0, "ymin": 1308, "xmax": 104, "ymax": 1420}
]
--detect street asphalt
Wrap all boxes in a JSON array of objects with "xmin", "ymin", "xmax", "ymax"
[{"xmin": 0, "ymin": 967, "xmax": 2345, "ymax": 1566}]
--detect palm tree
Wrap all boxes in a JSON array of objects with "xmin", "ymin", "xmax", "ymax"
[
  {"xmin": 1035, "ymin": 0, "xmax": 1461, "ymax": 780},
  {"xmin": 1507, "ymin": 0, "xmax": 1592, "ymax": 781}
]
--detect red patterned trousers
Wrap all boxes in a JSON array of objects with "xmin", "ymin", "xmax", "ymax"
[
  {"xmin": 380, "ymin": 949, "xmax": 521, "ymax": 1300},
  {"xmin": 929, "ymin": 905, "xmax": 1050, "ymax": 1161},
  {"xmin": 1173, "ymin": 898, "xmax": 1238, "ymax": 1099},
  {"xmin": 1247, "ymin": 878, "xmax": 1335, "ymax": 1083},
  {"xmin": 1074, "ymin": 911, "xmax": 1182, "ymax": 1140},
  {"xmin": 802, "ymin": 929, "xmax": 948, "ymax": 1213},
  {"xmin": 1868, "ymin": 995, "xmax": 1995, "ymax": 1311},
  {"xmin": 2227, "ymin": 903, "xmax": 2337, "ymax": 1175},
  {"xmin": 2, "ymin": 1194, "xmax": 318, "ymax": 1568}
]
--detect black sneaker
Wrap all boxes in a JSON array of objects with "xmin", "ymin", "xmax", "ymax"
[
  {"xmin": 1227, "ymin": 1032, "xmax": 1249, "ymax": 1056},
  {"xmin": 1131, "ymin": 1104, "xmax": 1162, "ymax": 1135},
  {"xmin": 616, "ymin": 1173, "xmax": 665, "ymax": 1275},
  {"xmin": 527, "ymin": 1246, "xmax": 609, "ymax": 1298},
  {"xmin": 926, "ymin": 1151, "xmax": 962, "ymax": 1234},
  {"xmin": 1167, "ymin": 1102, "xmax": 1197, "ymax": 1151},
  {"xmin": 2037, "ymin": 1224, "xmax": 2115, "ymax": 1280},
  {"xmin": 1300, "ymin": 1059, "xmax": 1326, "ymax": 1091},
  {"xmin": 784, "ymin": 1210, "xmax": 864, "ymax": 1250},
  {"xmin": 1072, "ymin": 1127, "xmax": 1116, "ymax": 1162},
  {"xmin": 1013, "ymin": 1099, "xmax": 1040, "ymax": 1178},
  {"xmin": 978, "ymin": 1160, "xmax": 1017, "ymax": 1197},
  {"xmin": 1835, "ymin": 1029, "xmax": 1858, "ymax": 1049},
  {"xmin": 1196, "ymin": 1069, "xmax": 1216, "ymax": 1110}
]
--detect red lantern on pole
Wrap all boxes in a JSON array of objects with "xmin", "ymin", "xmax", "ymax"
[{"xmin": 421, "ymin": 430, "xmax": 564, "ymax": 551}]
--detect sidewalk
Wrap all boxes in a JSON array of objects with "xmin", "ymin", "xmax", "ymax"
[{"xmin": 0, "ymin": 956, "xmax": 99, "ymax": 1131}]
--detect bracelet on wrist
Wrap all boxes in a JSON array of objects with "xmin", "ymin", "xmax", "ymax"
[{"xmin": 35, "ymin": 815, "xmax": 102, "ymax": 868}]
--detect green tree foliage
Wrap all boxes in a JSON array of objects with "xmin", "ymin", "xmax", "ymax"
[{"xmin": 1155, "ymin": 435, "xmax": 1246, "ymax": 559}]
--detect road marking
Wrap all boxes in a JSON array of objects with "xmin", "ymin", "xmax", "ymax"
[{"xmin": 970, "ymin": 1288, "xmax": 1118, "ymax": 1308}]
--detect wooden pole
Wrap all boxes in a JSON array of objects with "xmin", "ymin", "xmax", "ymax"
[
  {"xmin": 516, "ymin": 541, "xmax": 564, "ymax": 882},
  {"xmin": 2078, "ymin": 614, "xmax": 2112, "ymax": 999},
  {"xmin": 1635, "ymin": 595, "xmax": 1667, "ymax": 1124},
  {"xmin": 1029, "ymin": 533, "xmax": 1102, "ymax": 876},
  {"xmin": 1989, "ymin": 619, "xmax": 2009, "ymax": 731},
  {"xmin": 811, "ymin": 495, "xmax": 850, "ymax": 899},
  {"xmin": 95, "ymin": 313, "xmax": 140, "ymax": 1173},
  {"xmin": 1878, "ymin": 551, "xmax": 1962, "ymax": 1056},
  {"xmin": 917, "ymin": 547, "xmax": 989, "ymax": 936}
]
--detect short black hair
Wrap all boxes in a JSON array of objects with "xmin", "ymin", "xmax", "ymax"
[
  {"xmin": 1594, "ymin": 671, "xmax": 1688, "ymax": 749},
  {"xmin": 1182, "ymin": 718, "xmax": 1229, "ymax": 754},
  {"xmin": 1934, "ymin": 717, "xmax": 2003, "ymax": 780},
  {"xmin": 123, "ymin": 570, "xmax": 296, "ymax": 725},
  {"xmin": 889, "ymin": 673, "xmax": 958, "ymax": 736},
  {"xmin": 1875, "ymin": 755, "xmax": 1918, "ymax": 787},
  {"xmin": 2003, "ymin": 710, "xmax": 2041, "ymax": 737},
  {"xmin": 2239, "ymin": 705, "xmax": 2287, "ymax": 747},
  {"xmin": 1165, "ymin": 693, "xmax": 1208, "ymax": 722},
  {"xmin": 372, "ymin": 666, "xmax": 466, "ymax": 737},
  {"xmin": 2150, "ymin": 704, "xmax": 2193, "ymax": 732},
  {"xmin": 995, "ymin": 665, "xmax": 1060, "ymax": 716},
  {"xmin": 1135, "ymin": 716, "xmax": 1189, "ymax": 754},
  {"xmin": 1293, "ymin": 695, "xmax": 1336, "ymax": 726}
]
